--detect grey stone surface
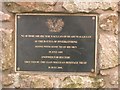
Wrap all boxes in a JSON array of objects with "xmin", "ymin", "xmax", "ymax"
[
  {"xmin": 0, "ymin": 71, "xmax": 2, "ymax": 89},
  {"xmin": 43, "ymin": 0, "xmax": 58, "ymax": 6},
  {"xmin": 2, "ymin": 74, "xmax": 14, "ymax": 86},
  {"xmin": 20, "ymin": 75, "xmax": 53, "ymax": 88},
  {"xmin": 0, "ymin": 28, "xmax": 2, "ymax": 71},
  {"xmin": 60, "ymin": 76, "xmax": 104, "ymax": 88},
  {"xmin": 4, "ymin": 2, "xmax": 55, "ymax": 13},
  {"xmin": 4, "ymin": 2, "xmax": 118, "ymax": 13},
  {"xmin": 0, "ymin": 28, "xmax": 14, "ymax": 71},
  {"xmin": 118, "ymin": 1, "xmax": 120, "ymax": 12},
  {"xmin": 99, "ymin": 32, "xmax": 118, "ymax": 69},
  {"xmin": 99, "ymin": 13, "xmax": 118, "ymax": 34},
  {"xmin": 100, "ymin": 66, "xmax": 119, "ymax": 88},
  {"xmin": 63, "ymin": 2, "xmax": 118, "ymax": 13},
  {"xmin": 0, "ymin": 11, "xmax": 10, "ymax": 21}
]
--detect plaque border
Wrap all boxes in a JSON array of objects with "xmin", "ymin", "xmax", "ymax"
[{"xmin": 15, "ymin": 13, "xmax": 98, "ymax": 75}]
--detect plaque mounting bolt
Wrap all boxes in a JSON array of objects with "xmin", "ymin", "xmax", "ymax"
[
  {"xmin": 91, "ymin": 69, "xmax": 94, "ymax": 72},
  {"xmin": 17, "ymin": 16, "xmax": 20, "ymax": 19},
  {"xmin": 92, "ymin": 17, "xmax": 95, "ymax": 20},
  {"xmin": 17, "ymin": 67, "xmax": 20, "ymax": 71}
]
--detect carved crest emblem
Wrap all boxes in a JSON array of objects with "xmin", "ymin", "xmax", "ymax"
[{"xmin": 46, "ymin": 18, "xmax": 64, "ymax": 32}]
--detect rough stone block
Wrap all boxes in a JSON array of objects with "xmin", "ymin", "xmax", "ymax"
[
  {"xmin": 60, "ymin": 76, "xmax": 104, "ymax": 88},
  {"xmin": 100, "ymin": 66, "xmax": 119, "ymax": 88},
  {"xmin": 99, "ymin": 33, "xmax": 118, "ymax": 69},
  {"xmin": 4, "ymin": 2, "xmax": 55, "ymax": 13},
  {"xmin": 99, "ymin": 13, "xmax": 118, "ymax": 34},
  {"xmin": 0, "ymin": 28, "xmax": 14, "ymax": 71},
  {"xmin": 2, "ymin": 74, "xmax": 14, "ymax": 86},
  {"xmin": 20, "ymin": 75, "xmax": 53, "ymax": 88},
  {"xmin": 63, "ymin": 2, "xmax": 118, "ymax": 13},
  {"xmin": 0, "ymin": 11, "xmax": 10, "ymax": 21}
]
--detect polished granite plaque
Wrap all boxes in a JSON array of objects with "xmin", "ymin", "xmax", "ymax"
[{"xmin": 15, "ymin": 14, "xmax": 97, "ymax": 72}]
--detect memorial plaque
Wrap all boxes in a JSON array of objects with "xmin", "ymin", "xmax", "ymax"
[{"xmin": 15, "ymin": 14, "xmax": 97, "ymax": 72}]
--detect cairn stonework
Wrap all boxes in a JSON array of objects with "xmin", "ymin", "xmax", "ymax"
[{"xmin": 1, "ymin": 1, "xmax": 119, "ymax": 89}]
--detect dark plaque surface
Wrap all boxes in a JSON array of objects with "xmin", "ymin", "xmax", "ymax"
[{"xmin": 15, "ymin": 14, "xmax": 97, "ymax": 72}]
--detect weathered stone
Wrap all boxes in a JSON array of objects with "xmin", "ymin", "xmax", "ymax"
[
  {"xmin": 0, "ymin": 56, "xmax": 2, "ymax": 70},
  {"xmin": 13, "ymin": 73, "xmax": 20, "ymax": 88},
  {"xmin": 99, "ymin": 13, "xmax": 118, "ymax": 34},
  {"xmin": 54, "ymin": 2, "xmax": 66, "ymax": 12},
  {"xmin": 43, "ymin": 0, "xmax": 58, "ymax": 6},
  {"xmin": 99, "ymin": 33, "xmax": 118, "ymax": 69},
  {"xmin": 19, "ymin": 75, "xmax": 30, "ymax": 88},
  {"xmin": 118, "ymin": 1, "xmax": 120, "ymax": 12},
  {"xmin": 0, "ymin": 72, "xmax": 2, "ymax": 88},
  {"xmin": 52, "ymin": 77, "xmax": 60, "ymax": 88},
  {"xmin": 109, "ymin": 70, "xmax": 118, "ymax": 85},
  {"xmin": 61, "ymin": 76, "xmax": 104, "ymax": 88},
  {"xmin": 0, "ymin": 28, "xmax": 13, "ymax": 70},
  {"xmin": 100, "ymin": 66, "xmax": 119, "ymax": 88},
  {"xmin": 4, "ymin": 2, "xmax": 55, "ymax": 13},
  {"xmin": 0, "ymin": 11, "xmax": 10, "ymax": 21},
  {"xmin": 63, "ymin": 2, "xmax": 118, "ymax": 13},
  {"xmin": 63, "ymin": 1, "xmax": 78, "ymax": 13},
  {"xmin": 20, "ymin": 75, "xmax": 53, "ymax": 88},
  {"xmin": 2, "ymin": 74, "xmax": 14, "ymax": 86}
]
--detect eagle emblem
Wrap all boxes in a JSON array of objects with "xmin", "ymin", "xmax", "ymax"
[{"xmin": 46, "ymin": 18, "xmax": 64, "ymax": 32}]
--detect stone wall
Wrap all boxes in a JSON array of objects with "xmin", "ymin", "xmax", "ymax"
[{"xmin": 1, "ymin": 1, "xmax": 119, "ymax": 89}]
